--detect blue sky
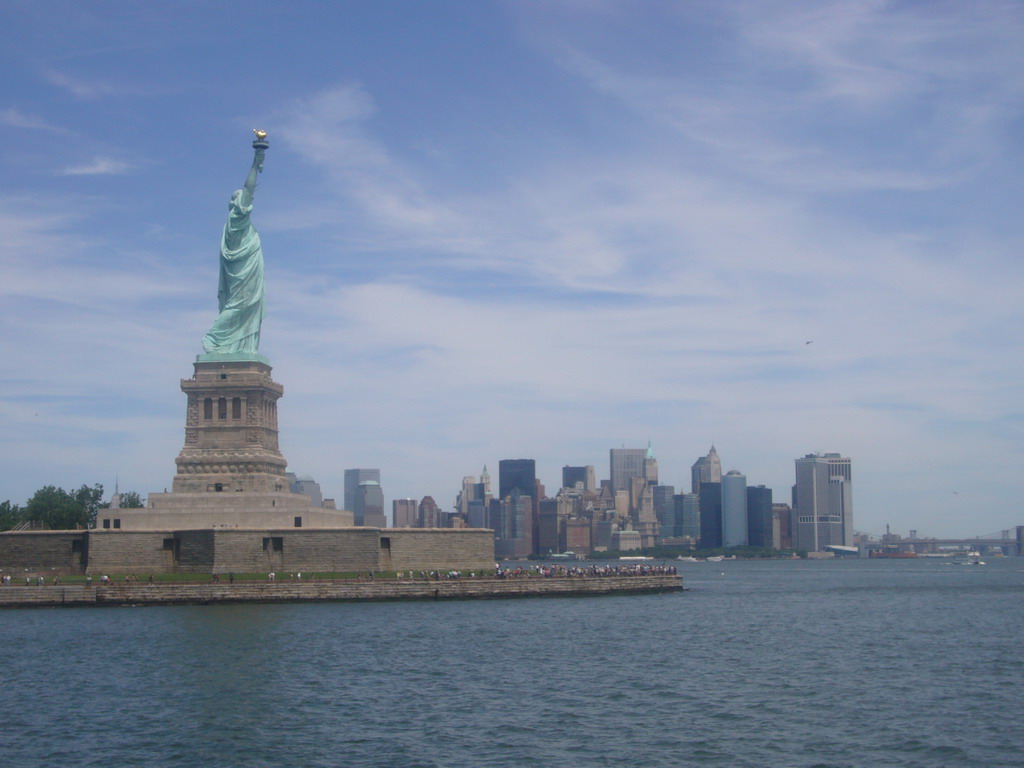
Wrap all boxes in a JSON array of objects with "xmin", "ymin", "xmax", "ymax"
[{"xmin": 2, "ymin": 1, "xmax": 1022, "ymax": 538}]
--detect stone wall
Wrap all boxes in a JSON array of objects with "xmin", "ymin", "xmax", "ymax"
[
  {"xmin": 87, "ymin": 530, "xmax": 178, "ymax": 574},
  {"xmin": 0, "ymin": 531, "xmax": 87, "ymax": 573},
  {"xmin": 0, "ymin": 575, "xmax": 682, "ymax": 607},
  {"xmin": 1, "ymin": 526, "xmax": 496, "ymax": 576},
  {"xmin": 119, "ymin": 493, "xmax": 355, "ymax": 530},
  {"xmin": 210, "ymin": 529, "xmax": 383, "ymax": 574},
  {"xmin": 386, "ymin": 529, "xmax": 495, "ymax": 572}
]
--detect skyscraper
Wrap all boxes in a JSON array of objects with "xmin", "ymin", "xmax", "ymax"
[
  {"xmin": 653, "ymin": 484, "xmax": 676, "ymax": 539},
  {"xmin": 287, "ymin": 473, "xmax": 323, "ymax": 507},
  {"xmin": 610, "ymin": 448, "xmax": 647, "ymax": 492},
  {"xmin": 498, "ymin": 459, "xmax": 536, "ymax": 500},
  {"xmin": 699, "ymin": 481, "xmax": 722, "ymax": 549},
  {"xmin": 456, "ymin": 467, "xmax": 492, "ymax": 518},
  {"xmin": 492, "ymin": 494, "xmax": 531, "ymax": 559},
  {"xmin": 691, "ymin": 446, "xmax": 722, "ymax": 493},
  {"xmin": 357, "ymin": 481, "xmax": 386, "ymax": 527},
  {"xmin": 746, "ymin": 485, "xmax": 774, "ymax": 548},
  {"xmin": 562, "ymin": 465, "xmax": 596, "ymax": 492},
  {"xmin": 721, "ymin": 470, "xmax": 748, "ymax": 548},
  {"xmin": 644, "ymin": 442, "xmax": 658, "ymax": 485},
  {"xmin": 344, "ymin": 468, "xmax": 380, "ymax": 514},
  {"xmin": 418, "ymin": 495, "xmax": 441, "ymax": 528},
  {"xmin": 793, "ymin": 453, "xmax": 853, "ymax": 551},
  {"xmin": 675, "ymin": 493, "xmax": 701, "ymax": 540},
  {"xmin": 392, "ymin": 498, "xmax": 417, "ymax": 528}
]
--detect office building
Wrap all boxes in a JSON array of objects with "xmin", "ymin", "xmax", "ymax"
[
  {"xmin": 746, "ymin": 485, "xmax": 775, "ymax": 548},
  {"xmin": 392, "ymin": 498, "xmax": 418, "ymax": 528},
  {"xmin": 675, "ymin": 493, "xmax": 701, "ymax": 540},
  {"xmin": 499, "ymin": 459, "xmax": 536, "ymax": 500},
  {"xmin": 344, "ymin": 468, "xmax": 380, "ymax": 514},
  {"xmin": 418, "ymin": 496, "xmax": 441, "ymax": 529},
  {"xmin": 610, "ymin": 448, "xmax": 647, "ymax": 492},
  {"xmin": 457, "ymin": 467, "xmax": 492, "ymax": 517},
  {"xmin": 793, "ymin": 453, "xmax": 853, "ymax": 551},
  {"xmin": 699, "ymin": 482, "xmax": 722, "ymax": 549},
  {"xmin": 492, "ymin": 494, "xmax": 532, "ymax": 559},
  {"xmin": 653, "ymin": 484, "xmax": 676, "ymax": 540},
  {"xmin": 562, "ymin": 465, "xmax": 596, "ymax": 492},
  {"xmin": 691, "ymin": 446, "xmax": 722, "ymax": 493},
  {"xmin": 356, "ymin": 480, "xmax": 386, "ymax": 527},
  {"xmin": 721, "ymin": 470, "xmax": 748, "ymax": 547},
  {"xmin": 287, "ymin": 473, "xmax": 323, "ymax": 508}
]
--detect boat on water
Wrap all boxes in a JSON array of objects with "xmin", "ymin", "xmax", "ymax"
[
  {"xmin": 952, "ymin": 550, "xmax": 985, "ymax": 565},
  {"xmin": 824, "ymin": 544, "xmax": 860, "ymax": 557},
  {"xmin": 869, "ymin": 547, "xmax": 917, "ymax": 559}
]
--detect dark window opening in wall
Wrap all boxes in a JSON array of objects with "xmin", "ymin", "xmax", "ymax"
[
  {"xmin": 215, "ymin": 483, "xmax": 223, "ymax": 492},
  {"xmin": 294, "ymin": 516, "xmax": 302, "ymax": 528},
  {"xmin": 102, "ymin": 519, "xmax": 110, "ymax": 529},
  {"xmin": 232, "ymin": 397, "xmax": 241, "ymax": 419},
  {"xmin": 220, "ymin": 373, "xmax": 227, "ymax": 380},
  {"xmin": 113, "ymin": 519, "xmax": 121, "ymax": 529},
  {"xmin": 72, "ymin": 540, "xmax": 83, "ymax": 554},
  {"xmin": 262, "ymin": 536, "xmax": 284, "ymax": 552},
  {"xmin": 204, "ymin": 398, "xmax": 213, "ymax": 420},
  {"xmin": 218, "ymin": 397, "xmax": 227, "ymax": 420},
  {"xmin": 162, "ymin": 537, "xmax": 181, "ymax": 564},
  {"xmin": 380, "ymin": 537, "xmax": 391, "ymax": 552}
]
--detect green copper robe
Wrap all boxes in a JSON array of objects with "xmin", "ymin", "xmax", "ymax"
[{"xmin": 202, "ymin": 189, "xmax": 265, "ymax": 354}]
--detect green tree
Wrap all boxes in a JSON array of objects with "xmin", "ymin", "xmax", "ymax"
[
  {"xmin": 24, "ymin": 484, "xmax": 104, "ymax": 529},
  {"xmin": 0, "ymin": 500, "xmax": 26, "ymax": 531},
  {"xmin": 119, "ymin": 491, "xmax": 144, "ymax": 509},
  {"xmin": 74, "ymin": 484, "xmax": 104, "ymax": 528}
]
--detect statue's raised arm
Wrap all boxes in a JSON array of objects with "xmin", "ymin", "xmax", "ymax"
[
  {"xmin": 240, "ymin": 129, "xmax": 268, "ymax": 208},
  {"xmin": 201, "ymin": 132, "xmax": 269, "ymax": 357}
]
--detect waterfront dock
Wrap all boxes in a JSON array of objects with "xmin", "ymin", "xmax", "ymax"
[{"xmin": 0, "ymin": 574, "xmax": 682, "ymax": 608}]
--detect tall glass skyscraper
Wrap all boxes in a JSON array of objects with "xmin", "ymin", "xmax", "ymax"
[
  {"xmin": 610, "ymin": 448, "xmax": 647, "ymax": 491},
  {"xmin": 793, "ymin": 453, "xmax": 852, "ymax": 551},
  {"xmin": 721, "ymin": 470, "xmax": 748, "ymax": 547}
]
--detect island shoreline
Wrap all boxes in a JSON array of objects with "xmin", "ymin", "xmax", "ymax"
[{"xmin": 0, "ymin": 574, "xmax": 683, "ymax": 608}]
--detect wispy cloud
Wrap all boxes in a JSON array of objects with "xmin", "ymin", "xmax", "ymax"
[
  {"xmin": 554, "ymin": 2, "xmax": 1024, "ymax": 193},
  {"xmin": 0, "ymin": 106, "xmax": 71, "ymax": 133},
  {"xmin": 57, "ymin": 157, "xmax": 134, "ymax": 176},
  {"xmin": 44, "ymin": 70, "xmax": 130, "ymax": 100},
  {"xmin": 274, "ymin": 84, "xmax": 474, "ymax": 248}
]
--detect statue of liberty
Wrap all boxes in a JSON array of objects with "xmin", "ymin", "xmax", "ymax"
[{"xmin": 202, "ymin": 131, "xmax": 269, "ymax": 355}]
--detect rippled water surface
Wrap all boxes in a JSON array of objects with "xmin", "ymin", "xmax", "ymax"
[{"xmin": 3, "ymin": 558, "xmax": 1022, "ymax": 767}]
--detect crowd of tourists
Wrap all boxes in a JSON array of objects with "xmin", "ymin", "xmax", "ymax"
[
  {"xmin": 497, "ymin": 563, "xmax": 678, "ymax": 578},
  {"xmin": 391, "ymin": 563, "xmax": 678, "ymax": 581}
]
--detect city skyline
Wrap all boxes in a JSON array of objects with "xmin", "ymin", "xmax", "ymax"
[{"xmin": 2, "ymin": 2, "xmax": 1023, "ymax": 539}]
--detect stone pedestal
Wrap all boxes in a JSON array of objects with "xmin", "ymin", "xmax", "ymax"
[
  {"xmin": 122, "ymin": 354, "xmax": 355, "ymax": 531},
  {"xmin": 173, "ymin": 357, "xmax": 289, "ymax": 494}
]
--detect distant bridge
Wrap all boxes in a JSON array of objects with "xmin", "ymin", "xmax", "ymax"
[{"xmin": 906, "ymin": 538, "xmax": 1021, "ymax": 556}]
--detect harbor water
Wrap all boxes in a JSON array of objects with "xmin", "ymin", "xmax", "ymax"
[{"xmin": 2, "ymin": 557, "xmax": 1021, "ymax": 767}]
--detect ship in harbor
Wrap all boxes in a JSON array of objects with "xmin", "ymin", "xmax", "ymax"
[{"xmin": 869, "ymin": 546, "xmax": 917, "ymax": 559}]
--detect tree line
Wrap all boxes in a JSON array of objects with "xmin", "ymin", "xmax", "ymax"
[{"xmin": 0, "ymin": 485, "xmax": 144, "ymax": 532}]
